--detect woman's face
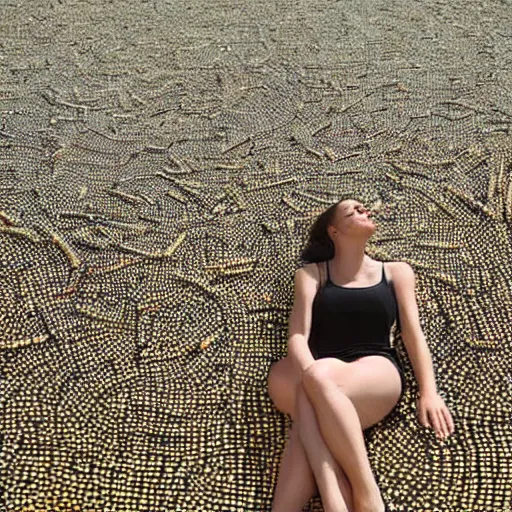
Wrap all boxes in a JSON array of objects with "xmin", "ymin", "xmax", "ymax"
[{"xmin": 329, "ymin": 199, "xmax": 376, "ymax": 238}]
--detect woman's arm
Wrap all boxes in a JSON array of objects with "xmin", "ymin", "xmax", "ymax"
[
  {"xmin": 391, "ymin": 261, "xmax": 437, "ymax": 396},
  {"xmin": 391, "ymin": 261, "xmax": 455, "ymax": 439},
  {"xmin": 287, "ymin": 265, "xmax": 318, "ymax": 376}
]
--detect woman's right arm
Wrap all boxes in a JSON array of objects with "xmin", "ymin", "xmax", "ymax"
[{"xmin": 287, "ymin": 265, "xmax": 319, "ymax": 377}]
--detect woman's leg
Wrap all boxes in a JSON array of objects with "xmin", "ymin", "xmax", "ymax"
[
  {"xmin": 268, "ymin": 358, "xmax": 355, "ymax": 512},
  {"xmin": 270, "ymin": 420, "xmax": 317, "ymax": 511},
  {"xmin": 296, "ymin": 382, "xmax": 353, "ymax": 512},
  {"xmin": 268, "ymin": 359, "xmax": 317, "ymax": 511},
  {"xmin": 301, "ymin": 356, "xmax": 402, "ymax": 512}
]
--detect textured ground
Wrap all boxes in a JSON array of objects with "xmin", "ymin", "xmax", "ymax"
[{"xmin": 1, "ymin": 0, "xmax": 512, "ymax": 510}]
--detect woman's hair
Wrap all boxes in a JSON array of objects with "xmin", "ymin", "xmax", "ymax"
[{"xmin": 300, "ymin": 194, "xmax": 358, "ymax": 263}]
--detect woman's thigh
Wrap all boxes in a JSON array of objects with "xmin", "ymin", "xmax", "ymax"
[
  {"xmin": 267, "ymin": 356, "xmax": 300, "ymax": 417},
  {"xmin": 302, "ymin": 356, "xmax": 402, "ymax": 430}
]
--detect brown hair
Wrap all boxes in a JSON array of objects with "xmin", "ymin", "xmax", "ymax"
[{"xmin": 299, "ymin": 194, "xmax": 359, "ymax": 263}]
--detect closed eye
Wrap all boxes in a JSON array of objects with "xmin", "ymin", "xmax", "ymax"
[{"xmin": 344, "ymin": 205, "xmax": 366, "ymax": 217}]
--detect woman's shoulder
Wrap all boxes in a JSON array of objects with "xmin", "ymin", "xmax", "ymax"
[
  {"xmin": 292, "ymin": 262, "xmax": 326, "ymax": 297},
  {"xmin": 385, "ymin": 260, "xmax": 416, "ymax": 286},
  {"xmin": 296, "ymin": 261, "xmax": 330, "ymax": 287},
  {"xmin": 385, "ymin": 260, "xmax": 414, "ymax": 272},
  {"xmin": 297, "ymin": 261, "xmax": 323, "ymax": 278}
]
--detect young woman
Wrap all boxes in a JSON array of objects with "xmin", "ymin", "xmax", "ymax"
[{"xmin": 267, "ymin": 197, "xmax": 455, "ymax": 512}]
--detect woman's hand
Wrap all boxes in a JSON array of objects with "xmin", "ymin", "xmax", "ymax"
[{"xmin": 417, "ymin": 391, "xmax": 455, "ymax": 440}]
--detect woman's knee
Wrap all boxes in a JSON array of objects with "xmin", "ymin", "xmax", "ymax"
[
  {"xmin": 267, "ymin": 361, "xmax": 282, "ymax": 402},
  {"xmin": 301, "ymin": 358, "xmax": 348, "ymax": 394},
  {"xmin": 267, "ymin": 358, "xmax": 296, "ymax": 415}
]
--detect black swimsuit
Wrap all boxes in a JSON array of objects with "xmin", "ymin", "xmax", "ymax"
[{"xmin": 308, "ymin": 260, "xmax": 405, "ymax": 397}]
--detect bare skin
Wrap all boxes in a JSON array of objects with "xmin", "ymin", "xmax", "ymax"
[
  {"xmin": 269, "ymin": 352, "xmax": 402, "ymax": 512},
  {"xmin": 268, "ymin": 199, "xmax": 455, "ymax": 512}
]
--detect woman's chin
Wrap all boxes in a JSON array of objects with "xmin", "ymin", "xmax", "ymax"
[
  {"xmin": 365, "ymin": 224, "xmax": 377, "ymax": 237},
  {"xmin": 364, "ymin": 219, "xmax": 376, "ymax": 232}
]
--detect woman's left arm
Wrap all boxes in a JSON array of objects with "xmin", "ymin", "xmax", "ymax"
[{"xmin": 391, "ymin": 261, "xmax": 455, "ymax": 440}]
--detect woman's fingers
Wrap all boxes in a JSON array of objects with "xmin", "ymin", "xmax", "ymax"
[
  {"xmin": 430, "ymin": 409, "xmax": 444, "ymax": 438},
  {"xmin": 437, "ymin": 409, "xmax": 450, "ymax": 438},
  {"xmin": 445, "ymin": 407, "xmax": 455, "ymax": 434},
  {"xmin": 442, "ymin": 406, "xmax": 455, "ymax": 435},
  {"xmin": 418, "ymin": 395, "xmax": 456, "ymax": 439},
  {"xmin": 417, "ymin": 399, "xmax": 430, "ymax": 428},
  {"xmin": 435, "ymin": 401, "xmax": 455, "ymax": 438}
]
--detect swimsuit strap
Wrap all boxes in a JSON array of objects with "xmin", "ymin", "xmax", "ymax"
[
  {"xmin": 327, "ymin": 259, "xmax": 387, "ymax": 287},
  {"xmin": 316, "ymin": 262, "xmax": 327, "ymax": 290}
]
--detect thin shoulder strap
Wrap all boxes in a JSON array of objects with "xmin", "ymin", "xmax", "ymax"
[
  {"xmin": 316, "ymin": 261, "xmax": 328, "ymax": 290},
  {"xmin": 381, "ymin": 261, "xmax": 387, "ymax": 283},
  {"xmin": 325, "ymin": 260, "xmax": 330, "ymax": 282}
]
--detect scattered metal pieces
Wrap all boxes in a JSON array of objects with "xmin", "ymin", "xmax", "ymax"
[
  {"xmin": 108, "ymin": 189, "xmax": 148, "ymax": 206},
  {"xmin": 161, "ymin": 231, "xmax": 187, "ymax": 257},
  {"xmin": 166, "ymin": 189, "xmax": 188, "ymax": 203},
  {"xmin": 246, "ymin": 177, "xmax": 296, "ymax": 192},
  {"xmin": 223, "ymin": 184, "xmax": 247, "ymax": 210},
  {"xmin": 1, "ymin": 334, "xmax": 50, "ymax": 350},
  {"xmin": 204, "ymin": 256, "xmax": 257, "ymax": 275},
  {"xmin": 446, "ymin": 185, "xmax": 496, "ymax": 218},
  {"xmin": 281, "ymin": 195, "xmax": 303, "ymax": 212},
  {"xmin": 221, "ymin": 136, "xmax": 252, "ymax": 154},
  {"xmin": 401, "ymin": 183, "xmax": 458, "ymax": 218},
  {"xmin": 214, "ymin": 163, "xmax": 245, "ymax": 170},
  {"xmin": 304, "ymin": 146, "xmax": 324, "ymax": 158},
  {"xmin": 311, "ymin": 121, "xmax": 332, "ymax": 136},
  {"xmin": 414, "ymin": 241, "xmax": 462, "ymax": 250},
  {"xmin": 438, "ymin": 100, "xmax": 488, "ymax": 115},
  {"xmin": 0, "ymin": 211, "xmax": 17, "ymax": 226},
  {"xmin": 0, "ymin": 129, "xmax": 16, "ymax": 139},
  {"xmin": 322, "ymin": 146, "xmax": 337, "ymax": 161},
  {"xmin": 50, "ymin": 233, "xmax": 82, "ymax": 269},
  {"xmin": 293, "ymin": 190, "xmax": 334, "ymax": 204},
  {"xmin": 0, "ymin": 226, "xmax": 41, "ymax": 243}
]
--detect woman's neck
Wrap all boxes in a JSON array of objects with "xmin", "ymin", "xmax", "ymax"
[{"xmin": 331, "ymin": 239, "xmax": 369, "ymax": 278}]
